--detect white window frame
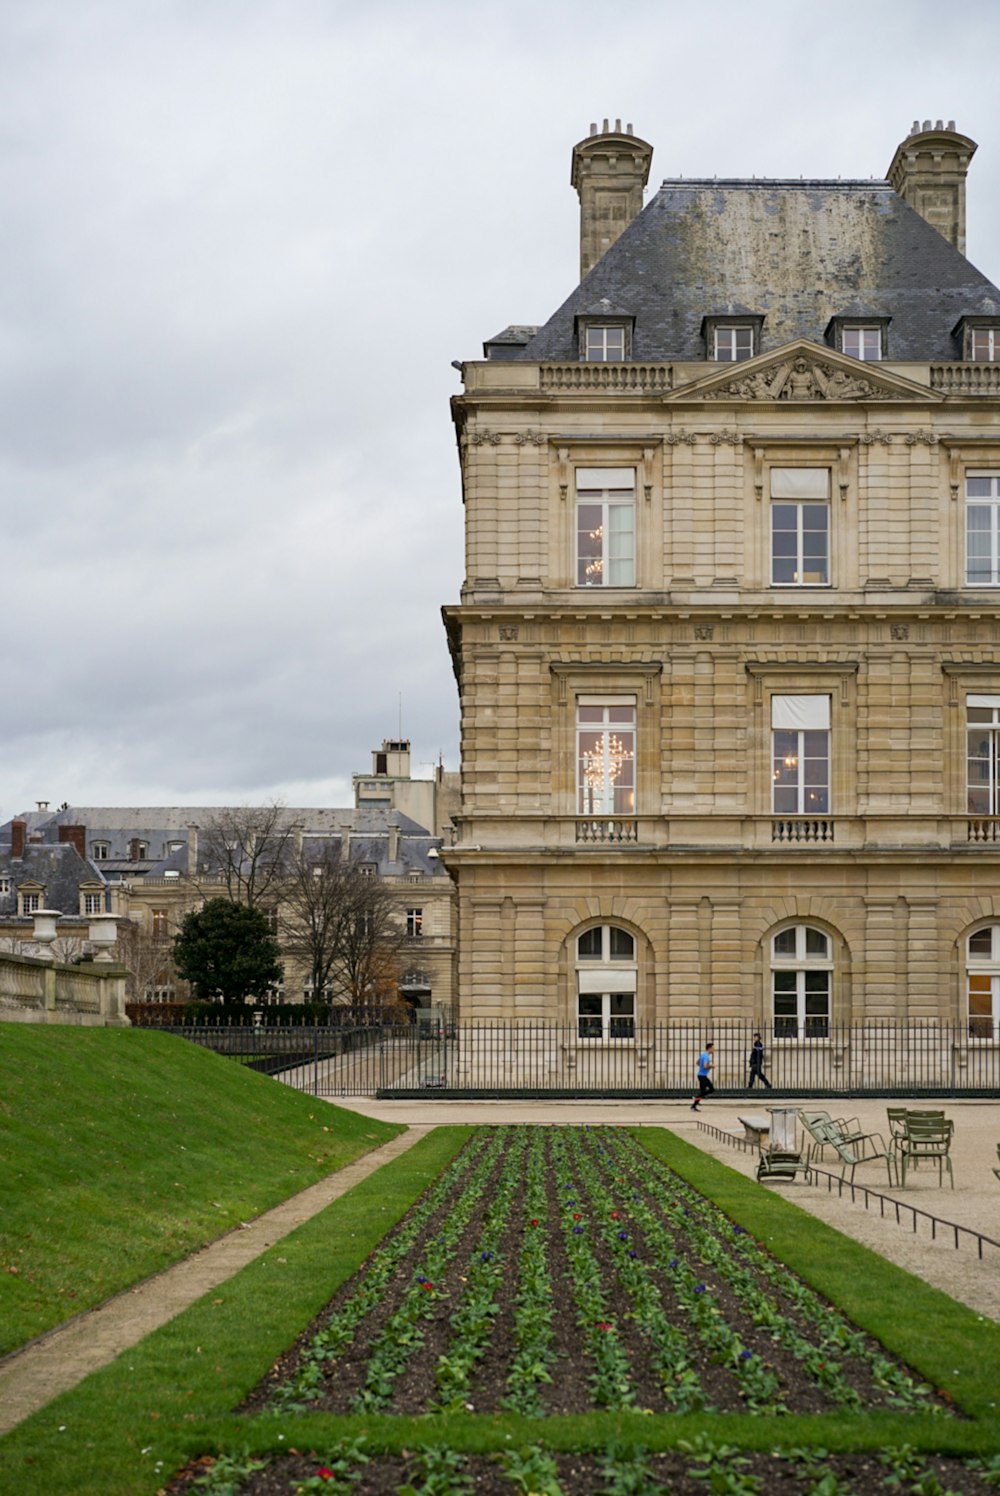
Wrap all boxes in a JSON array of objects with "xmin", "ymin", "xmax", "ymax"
[
  {"xmin": 584, "ymin": 325, "xmax": 626, "ymax": 362},
  {"xmin": 771, "ymin": 925, "xmax": 832, "ymax": 1039},
  {"xmin": 406, "ymin": 907, "xmax": 423, "ymax": 938},
  {"xmin": 91, "ymin": 842, "xmax": 110, "ymax": 861},
  {"xmin": 20, "ymin": 892, "xmax": 41, "ymax": 916},
  {"xmin": 841, "ymin": 326, "xmax": 882, "ymax": 361},
  {"xmin": 577, "ymin": 697, "xmax": 636, "ymax": 816},
  {"xmin": 967, "ymin": 926, "xmax": 1000, "ymax": 1039},
  {"xmin": 967, "ymin": 695, "xmax": 1000, "ymax": 815},
  {"xmin": 576, "ymin": 467, "xmax": 635, "ymax": 588},
  {"xmin": 770, "ymin": 467, "xmax": 831, "ymax": 587},
  {"xmin": 576, "ymin": 924, "xmax": 636, "ymax": 1039},
  {"xmin": 771, "ymin": 695, "xmax": 830, "ymax": 815},
  {"xmin": 0, "ymin": 876, "xmax": 10, "ymax": 895},
  {"xmin": 970, "ymin": 328, "xmax": 1000, "ymax": 362},
  {"xmin": 714, "ymin": 325, "xmax": 754, "ymax": 361},
  {"xmin": 965, "ymin": 472, "xmax": 1000, "ymax": 586},
  {"xmin": 83, "ymin": 892, "xmax": 104, "ymax": 916}
]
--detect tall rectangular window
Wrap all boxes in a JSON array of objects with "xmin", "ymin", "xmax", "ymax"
[
  {"xmin": 576, "ymin": 468, "xmax": 635, "ymax": 587},
  {"xmin": 585, "ymin": 326, "xmax": 625, "ymax": 362},
  {"xmin": 842, "ymin": 327, "xmax": 881, "ymax": 361},
  {"xmin": 714, "ymin": 326, "xmax": 754, "ymax": 361},
  {"xmin": 771, "ymin": 468, "xmax": 830, "ymax": 586},
  {"xmin": 966, "ymin": 473, "xmax": 1000, "ymax": 586},
  {"xmin": 967, "ymin": 696, "xmax": 1000, "ymax": 815},
  {"xmin": 772, "ymin": 695, "xmax": 830, "ymax": 814},
  {"xmin": 151, "ymin": 909, "xmax": 168, "ymax": 938},
  {"xmin": 577, "ymin": 698, "xmax": 636, "ymax": 816},
  {"xmin": 406, "ymin": 908, "xmax": 423, "ymax": 938}
]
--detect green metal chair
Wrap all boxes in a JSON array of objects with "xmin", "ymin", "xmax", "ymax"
[{"xmin": 898, "ymin": 1114, "xmax": 954, "ymax": 1189}]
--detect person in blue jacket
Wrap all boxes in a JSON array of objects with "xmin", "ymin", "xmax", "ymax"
[{"xmin": 690, "ymin": 1041, "xmax": 714, "ymax": 1110}]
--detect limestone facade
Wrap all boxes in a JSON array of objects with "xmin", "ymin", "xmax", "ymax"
[{"xmin": 443, "ymin": 123, "xmax": 1000, "ymax": 1042}]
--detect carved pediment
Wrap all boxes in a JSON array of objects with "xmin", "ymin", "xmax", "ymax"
[{"xmin": 667, "ymin": 339, "xmax": 942, "ymax": 404}]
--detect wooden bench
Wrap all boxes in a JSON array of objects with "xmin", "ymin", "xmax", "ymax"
[{"xmin": 738, "ymin": 1114, "xmax": 772, "ymax": 1146}]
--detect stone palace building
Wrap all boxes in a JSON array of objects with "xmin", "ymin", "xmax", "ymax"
[{"xmin": 442, "ymin": 118, "xmax": 1000, "ymax": 1070}]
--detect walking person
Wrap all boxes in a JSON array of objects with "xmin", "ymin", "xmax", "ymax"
[
  {"xmin": 747, "ymin": 1032, "xmax": 772, "ymax": 1090},
  {"xmin": 690, "ymin": 1041, "xmax": 714, "ymax": 1110}
]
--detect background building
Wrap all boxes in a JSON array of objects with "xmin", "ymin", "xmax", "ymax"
[
  {"xmin": 0, "ymin": 739, "xmax": 456, "ymax": 1011},
  {"xmin": 443, "ymin": 120, "xmax": 1000, "ymax": 1060}
]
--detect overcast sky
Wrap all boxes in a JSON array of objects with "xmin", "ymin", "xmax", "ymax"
[{"xmin": 2, "ymin": 0, "xmax": 999, "ymax": 817}]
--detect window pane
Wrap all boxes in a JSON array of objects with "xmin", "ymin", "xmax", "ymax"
[
  {"xmin": 773, "ymin": 929, "xmax": 796, "ymax": 957},
  {"xmin": 609, "ymin": 927, "xmax": 634, "ymax": 960},
  {"xmin": 578, "ymin": 994, "xmax": 602, "ymax": 1015},
  {"xmin": 578, "ymin": 928, "xmax": 602, "ymax": 959},
  {"xmin": 773, "ymin": 971, "xmax": 797, "ymax": 998},
  {"xmin": 805, "ymin": 927, "xmax": 829, "ymax": 957},
  {"xmin": 969, "ymin": 928, "xmax": 994, "ymax": 958}
]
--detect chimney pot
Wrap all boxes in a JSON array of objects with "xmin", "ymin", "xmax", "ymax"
[
  {"xmin": 923, "ymin": 118, "xmax": 931, "ymax": 131},
  {"xmin": 602, "ymin": 117, "xmax": 609, "ymax": 132},
  {"xmin": 11, "ymin": 820, "xmax": 25, "ymax": 859}
]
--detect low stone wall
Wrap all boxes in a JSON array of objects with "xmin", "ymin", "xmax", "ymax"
[{"xmin": 0, "ymin": 951, "xmax": 129, "ymax": 1026}]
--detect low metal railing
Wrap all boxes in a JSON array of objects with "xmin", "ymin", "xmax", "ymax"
[{"xmin": 158, "ymin": 1019, "xmax": 1000, "ymax": 1099}]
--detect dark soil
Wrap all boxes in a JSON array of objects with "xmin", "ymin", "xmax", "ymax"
[
  {"xmin": 241, "ymin": 1127, "xmax": 950, "ymax": 1420},
  {"xmin": 168, "ymin": 1446, "xmax": 998, "ymax": 1495}
]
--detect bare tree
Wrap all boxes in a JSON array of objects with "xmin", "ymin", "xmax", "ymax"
[
  {"xmin": 118, "ymin": 919, "xmax": 179, "ymax": 1001},
  {"xmin": 199, "ymin": 803, "xmax": 295, "ymax": 909},
  {"xmin": 280, "ymin": 845, "xmax": 403, "ymax": 1006}
]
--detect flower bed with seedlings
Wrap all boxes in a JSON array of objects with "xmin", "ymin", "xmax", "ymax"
[
  {"xmin": 242, "ymin": 1126, "xmax": 950, "ymax": 1422},
  {"xmin": 164, "ymin": 1124, "xmax": 1000, "ymax": 1496}
]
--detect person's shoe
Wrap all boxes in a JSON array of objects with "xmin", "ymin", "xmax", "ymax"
[{"xmin": 690, "ymin": 1101, "xmax": 700, "ymax": 1110}]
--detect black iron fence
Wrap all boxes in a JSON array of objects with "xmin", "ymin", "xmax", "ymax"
[{"xmin": 155, "ymin": 1019, "xmax": 1000, "ymax": 1099}]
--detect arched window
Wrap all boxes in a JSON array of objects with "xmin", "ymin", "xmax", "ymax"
[
  {"xmin": 967, "ymin": 927, "xmax": 1000, "ymax": 1040},
  {"xmin": 576, "ymin": 924, "xmax": 636, "ymax": 1039},
  {"xmin": 771, "ymin": 925, "xmax": 832, "ymax": 1038}
]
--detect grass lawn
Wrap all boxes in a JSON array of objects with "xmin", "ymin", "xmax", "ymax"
[
  {"xmin": 3, "ymin": 1123, "xmax": 1000, "ymax": 1495},
  {"xmin": 0, "ymin": 1025, "xmax": 403, "ymax": 1353}
]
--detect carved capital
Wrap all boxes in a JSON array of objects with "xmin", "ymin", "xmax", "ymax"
[
  {"xmin": 709, "ymin": 428, "xmax": 741, "ymax": 446},
  {"xmin": 471, "ymin": 428, "xmax": 502, "ymax": 446},
  {"xmin": 664, "ymin": 427, "xmax": 697, "ymax": 446},
  {"xmin": 513, "ymin": 429, "xmax": 545, "ymax": 446},
  {"xmin": 904, "ymin": 429, "xmax": 939, "ymax": 447}
]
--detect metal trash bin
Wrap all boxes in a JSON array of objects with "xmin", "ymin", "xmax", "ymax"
[{"xmin": 767, "ymin": 1107, "xmax": 799, "ymax": 1152}]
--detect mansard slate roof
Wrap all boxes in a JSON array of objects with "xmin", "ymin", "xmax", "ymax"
[{"xmin": 519, "ymin": 180, "xmax": 1000, "ymax": 363}]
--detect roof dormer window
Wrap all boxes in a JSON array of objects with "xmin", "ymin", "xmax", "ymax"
[
  {"xmin": 842, "ymin": 327, "xmax": 882, "ymax": 361},
  {"xmin": 584, "ymin": 325, "xmax": 626, "ymax": 362},
  {"xmin": 576, "ymin": 303, "xmax": 634, "ymax": 363},
  {"xmin": 825, "ymin": 315, "xmax": 889, "ymax": 361},
  {"xmin": 715, "ymin": 326, "xmax": 754, "ymax": 361},
  {"xmin": 953, "ymin": 316, "xmax": 1000, "ymax": 362},
  {"xmin": 702, "ymin": 313, "xmax": 763, "ymax": 363}
]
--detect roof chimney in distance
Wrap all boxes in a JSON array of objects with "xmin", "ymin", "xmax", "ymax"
[
  {"xmin": 571, "ymin": 120, "xmax": 653, "ymax": 281},
  {"xmin": 886, "ymin": 120, "xmax": 977, "ymax": 254}
]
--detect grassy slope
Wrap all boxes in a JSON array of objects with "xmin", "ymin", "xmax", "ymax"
[{"xmin": 0, "ymin": 1025, "xmax": 402, "ymax": 1353}]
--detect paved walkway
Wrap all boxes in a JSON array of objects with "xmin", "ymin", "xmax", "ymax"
[{"xmin": 2, "ymin": 1096, "xmax": 999, "ymax": 1436}]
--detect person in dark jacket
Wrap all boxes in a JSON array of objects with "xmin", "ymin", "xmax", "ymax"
[{"xmin": 748, "ymin": 1032, "xmax": 772, "ymax": 1089}]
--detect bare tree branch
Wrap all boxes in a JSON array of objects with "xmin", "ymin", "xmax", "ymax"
[
  {"xmin": 280, "ymin": 844, "xmax": 404, "ymax": 1006},
  {"xmin": 199, "ymin": 803, "xmax": 295, "ymax": 909}
]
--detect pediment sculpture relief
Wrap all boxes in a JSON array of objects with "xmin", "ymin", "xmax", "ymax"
[{"xmin": 703, "ymin": 354, "xmax": 904, "ymax": 402}]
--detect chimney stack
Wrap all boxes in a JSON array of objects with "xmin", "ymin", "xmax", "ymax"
[
  {"xmin": 58, "ymin": 824, "xmax": 87, "ymax": 859},
  {"xmin": 187, "ymin": 823, "xmax": 199, "ymax": 877},
  {"xmin": 11, "ymin": 820, "xmax": 25, "ymax": 859},
  {"xmin": 571, "ymin": 120, "xmax": 653, "ymax": 281},
  {"xmin": 886, "ymin": 120, "xmax": 977, "ymax": 254}
]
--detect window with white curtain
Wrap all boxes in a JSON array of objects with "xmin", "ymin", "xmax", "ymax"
[
  {"xmin": 772, "ymin": 695, "xmax": 830, "ymax": 814},
  {"xmin": 770, "ymin": 468, "xmax": 830, "ymax": 586},
  {"xmin": 966, "ymin": 473, "xmax": 1000, "ymax": 586},
  {"xmin": 967, "ymin": 695, "xmax": 1000, "ymax": 814},
  {"xmin": 577, "ymin": 697, "xmax": 636, "ymax": 816},
  {"xmin": 576, "ymin": 468, "xmax": 635, "ymax": 587}
]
